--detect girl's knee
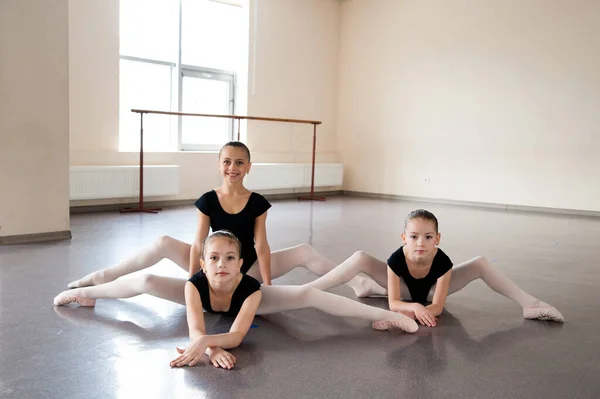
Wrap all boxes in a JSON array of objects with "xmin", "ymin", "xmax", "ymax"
[
  {"xmin": 350, "ymin": 251, "xmax": 380, "ymax": 269},
  {"xmin": 295, "ymin": 285, "xmax": 314, "ymax": 297},
  {"xmin": 155, "ymin": 235, "xmax": 174, "ymax": 250},
  {"xmin": 351, "ymin": 250, "xmax": 368, "ymax": 261},
  {"xmin": 288, "ymin": 285, "xmax": 317, "ymax": 303},
  {"xmin": 137, "ymin": 273, "xmax": 160, "ymax": 291},
  {"xmin": 295, "ymin": 243, "xmax": 312, "ymax": 254},
  {"xmin": 473, "ymin": 256, "xmax": 489, "ymax": 267},
  {"xmin": 468, "ymin": 256, "xmax": 491, "ymax": 276},
  {"xmin": 288, "ymin": 243, "xmax": 315, "ymax": 260}
]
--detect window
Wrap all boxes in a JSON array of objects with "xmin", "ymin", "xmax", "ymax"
[
  {"xmin": 181, "ymin": 67, "xmax": 235, "ymax": 149},
  {"xmin": 119, "ymin": 0, "xmax": 246, "ymax": 151}
]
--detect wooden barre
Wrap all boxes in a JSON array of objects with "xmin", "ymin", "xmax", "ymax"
[
  {"xmin": 131, "ymin": 109, "xmax": 322, "ymax": 125},
  {"xmin": 120, "ymin": 109, "xmax": 325, "ymax": 214}
]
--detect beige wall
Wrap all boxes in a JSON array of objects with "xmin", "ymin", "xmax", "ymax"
[
  {"xmin": 0, "ymin": 0, "xmax": 70, "ymax": 237},
  {"xmin": 8, "ymin": 0, "xmax": 595, "ymax": 224},
  {"xmin": 247, "ymin": 0, "xmax": 340, "ymax": 163},
  {"xmin": 69, "ymin": 0, "xmax": 119, "ymax": 154},
  {"xmin": 69, "ymin": 0, "xmax": 340, "ymax": 205},
  {"xmin": 338, "ymin": 0, "xmax": 600, "ymax": 211}
]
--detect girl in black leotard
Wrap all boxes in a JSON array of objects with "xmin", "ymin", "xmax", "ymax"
[
  {"xmin": 170, "ymin": 230, "xmax": 418, "ymax": 369},
  {"xmin": 304, "ymin": 209, "xmax": 564, "ymax": 326},
  {"xmin": 170, "ymin": 230, "xmax": 261, "ymax": 369}
]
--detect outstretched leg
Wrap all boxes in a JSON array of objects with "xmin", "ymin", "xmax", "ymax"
[
  {"xmin": 257, "ymin": 285, "xmax": 418, "ymax": 333},
  {"xmin": 68, "ymin": 236, "xmax": 191, "ymax": 288},
  {"xmin": 438, "ymin": 256, "xmax": 564, "ymax": 322},
  {"xmin": 247, "ymin": 244, "xmax": 385, "ymax": 297},
  {"xmin": 303, "ymin": 251, "xmax": 388, "ymax": 297},
  {"xmin": 54, "ymin": 275, "xmax": 187, "ymax": 306}
]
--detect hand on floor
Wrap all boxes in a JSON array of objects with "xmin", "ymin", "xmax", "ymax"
[
  {"xmin": 170, "ymin": 338, "xmax": 207, "ymax": 368},
  {"xmin": 411, "ymin": 304, "xmax": 437, "ymax": 327},
  {"xmin": 207, "ymin": 347, "xmax": 236, "ymax": 369}
]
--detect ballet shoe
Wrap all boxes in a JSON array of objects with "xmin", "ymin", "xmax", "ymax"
[
  {"xmin": 523, "ymin": 300, "xmax": 564, "ymax": 323},
  {"xmin": 53, "ymin": 289, "xmax": 96, "ymax": 307},
  {"xmin": 372, "ymin": 318, "xmax": 419, "ymax": 333}
]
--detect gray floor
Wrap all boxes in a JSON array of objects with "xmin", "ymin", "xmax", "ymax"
[{"xmin": 1, "ymin": 196, "xmax": 599, "ymax": 399}]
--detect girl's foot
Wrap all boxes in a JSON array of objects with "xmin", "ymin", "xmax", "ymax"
[
  {"xmin": 372, "ymin": 317, "xmax": 418, "ymax": 333},
  {"xmin": 349, "ymin": 276, "xmax": 388, "ymax": 298},
  {"xmin": 523, "ymin": 300, "xmax": 564, "ymax": 323},
  {"xmin": 53, "ymin": 289, "xmax": 96, "ymax": 307},
  {"xmin": 68, "ymin": 271, "xmax": 105, "ymax": 288}
]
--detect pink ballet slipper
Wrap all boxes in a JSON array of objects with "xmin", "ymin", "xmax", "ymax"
[
  {"xmin": 523, "ymin": 300, "xmax": 564, "ymax": 323},
  {"xmin": 372, "ymin": 318, "xmax": 419, "ymax": 333},
  {"xmin": 53, "ymin": 289, "xmax": 96, "ymax": 307}
]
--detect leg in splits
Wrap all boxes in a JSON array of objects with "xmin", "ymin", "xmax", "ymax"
[
  {"xmin": 303, "ymin": 252, "xmax": 563, "ymax": 322},
  {"xmin": 68, "ymin": 240, "xmax": 382, "ymax": 298},
  {"xmin": 425, "ymin": 256, "xmax": 564, "ymax": 322},
  {"xmin": 55, "ymin": 273, "xmax": 418, "ymax": 333},
  {"xmin": 54, "ymin": 275, "xmax": 187, "ymax": 307},
  {"xmin": 246, "ymin": 244, "xmax": 386, "ymax": 297},
  {"xmin": 303, "ymin": 251, "xmax": 389, "ymax": 297},
  {"xmin": 257, "ymin": 285, "xmax": 418, "ymax": 333},
  {"xmin": 68, "ymin": 236, "xmax": 191, "ymax": 288}
]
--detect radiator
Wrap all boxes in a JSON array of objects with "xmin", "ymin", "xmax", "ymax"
[
  {"xmin": 244, "ymin": 163, "xmax": 343, "ymax": 190},
  {"xmin": 70, "ymin": 165, "xmax": 180, "ymax": 200},
  {"xmin": 69, "ymin": 163, "xmax": 342, "ymax": 200}
]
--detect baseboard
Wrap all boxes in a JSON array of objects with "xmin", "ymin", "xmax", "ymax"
[
  {"xmin": 342, "ymin": 191, "xmax": 600, "ymax": 218},
  {"xmin": 0, "ymin": 230, "xmax": 72, "ymax": 245},
  {"xmin": 69, "ymin": 190, "xmax": 344, "ymax": 214},
  {"xmin": 69, "ymin": 199, "xmax": 194, "ymax": 214},
  {"xmin": 262, "ymin": 190, "xmax": 343, "ymax": 201}
]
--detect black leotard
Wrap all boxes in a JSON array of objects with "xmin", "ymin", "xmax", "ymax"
[
  {"xmin": 195, "ymin": 190, "xmax": 271, "ymax": 273},
  {"xmin": 188, "ymin": 271, "xmax": 261, "ymax": 318},
  {"xmin": 387, "ymin": 247, "xmax": 453, "ymax": 304}
]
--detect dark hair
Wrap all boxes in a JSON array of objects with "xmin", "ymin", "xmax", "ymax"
[
  {"xmin": 219, "ymin": 141, "xmax": 251, "ymax": 162},
  {"xmin": 202, "ymin": 230, "xmax": 242, "ymax": 259},
  {"xmin": 404, "ymin": 209, "xmax": 439, "ymax": 233}
]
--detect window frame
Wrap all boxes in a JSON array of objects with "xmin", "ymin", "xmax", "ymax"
[
  {"xmin": 178, "ymin": 65, "xmax": 236, "ymax": 151},
  {"xmin": 119, "ymin": 0, "xmax": 239, "ymax": 152}
]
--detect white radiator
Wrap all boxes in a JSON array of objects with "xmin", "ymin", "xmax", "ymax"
[
  {"xmin": 244, "ymin": 163, "xmax": 343, "ymax": 190},
  {"xmin": 70, "ymin": 165, "xmax": 180, "ymax": 200}
]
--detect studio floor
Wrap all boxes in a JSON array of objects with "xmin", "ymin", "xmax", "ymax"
[{"xmin": 1, "ymin": 196, "xmax": 599, "ymax": 399}]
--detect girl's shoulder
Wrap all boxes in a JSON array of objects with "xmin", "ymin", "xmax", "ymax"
[
  {"xmin": 239, "ymin": 273, "xmax": 261, "ymax": 292},
  {"xmin": 433, "ymin": 247, "xmax": 452, "ymax": 263},
  {"xmin": 387, "ymin": 246, "xmax": 408, "ymax": 273},
  {"xmin": 432, "ymin": 248, "xmax": 453, "ymax": 275},
  {"xmin": 248, "ymin": 191, "xmax": 272, "ymax": 214},
  {"xmin": 194, "ymin": 190, "xmax": 219, "ymax": 213}
]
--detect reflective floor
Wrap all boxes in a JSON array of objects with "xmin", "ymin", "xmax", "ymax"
[{"xmin": 1, "ymin": 196, "xmax": 599, "ymax": 399}]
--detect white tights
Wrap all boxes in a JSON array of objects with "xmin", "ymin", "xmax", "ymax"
[
  {"xmin": 68, "ymin": 236, "xmax": 380, "ymax": 296},
  {"xmin": 61, "ymin": 274, "xmax": 417, "ymax": 332},
  {"xmin": 62, "ymin": 236, "xmax": 417, "ymax": 330},
  {"xmin": 305, "ymin": 251, "xmax": 541, "ymax": 307}
]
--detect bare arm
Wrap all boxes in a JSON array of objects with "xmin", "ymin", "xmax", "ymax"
[
  {"xmin": 387, "ymin": 265, "xmax": 416, "ymax": 314},
  {"xmin": 387, "ymin": 265, "xmax": 438, "ymax": 327},
  {"xmin": 184, "ymin": 281, "xmax": 207, "ymax": 340},
  {"xmin": 189, "ymin": 211, "xmax": 210, "ymax": 278},
  {"xmin": 426, "ymin": 269, "xmax": 452, "ymax": 316},
  {"xmin": 170, "ymin": 282, "xmax": 262, "ymax": 367},
  {"xmin": 253, "ymin": 212, "xmax": 272, "ymax": 285},
  {"xmin": 185, "ymin": 282, "xmax": 261, "ymax": 347},
  {"xmin": 200, "ymin": 290, "xmax": 262, "ymax": 349}
]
